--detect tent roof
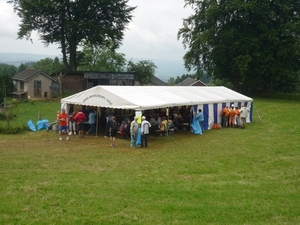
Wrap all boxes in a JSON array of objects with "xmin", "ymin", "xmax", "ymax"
[{"xmin": 61, "ymin": 86, "xmax": 253, "ymax": 110}]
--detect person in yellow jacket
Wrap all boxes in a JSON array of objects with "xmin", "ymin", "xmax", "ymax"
[
  {"xmin": 221, "ymin": 106, "xmax": 229, "ymax": 127},
  {"xmin": 228, "ymin": 106, "xmax": 236, "ymax": 127}
]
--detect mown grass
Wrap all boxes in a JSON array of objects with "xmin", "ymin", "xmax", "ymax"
[{"xmin": 0, "ymin": 98, "xmax": 299, "ymax": 224}]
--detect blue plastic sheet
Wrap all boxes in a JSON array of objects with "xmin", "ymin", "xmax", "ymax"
[
  {"xmin": 27, "ymin": 120, "xmax": 36, "ymax": 132},
  {"xmin": 136, "ymin": 128, "xmax": 141, "ymax": 145},
  {"xmin": 36, "ymin": 119, "xmax": 49, "ymax": 130},
  {"xmin": 191, "ymin": 117, "xmax": 202, "ymax": 135}
]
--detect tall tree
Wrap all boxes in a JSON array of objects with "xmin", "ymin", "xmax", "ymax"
[
  {"xmin": 127, "ymin": 60, "xmax": 157, "ymax": 85},
  {"xmin": 8, "ymin": 0, "xmax": 136, "ymax": 71},
  {"xmin": 0, "ymin": 74, "xmax": 14, "ymax": 102},
  {"xmin": 78, "ymin": 42, "xmax": 127, "ymax": 72},
  {"xmin": 0, "ymin": 64, "xmax": 17, "ymax": 77},
  {"xmin": 178, "ymin": 0, "xmax": 300, "ymax": 94},
  {"xmin": 33, "ymin": 57, "xmax": 64, "ymax": 75},
  {"xmin": 18, "ymin": 63, "xmax": 28, "ymax": 73}
]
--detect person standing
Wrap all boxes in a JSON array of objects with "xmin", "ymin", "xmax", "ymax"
[
  {"xmin": 194, "ymin": 109, "xmax": 204, "ymax": 133},
  {"xmin": 104, "ymin": 110, "xmax": 113, "ymax": 138},
  {"xmin": 240, "ymin": 104, "xmax": 249, "ymax": 129},
  {"xmin": 221, "ymin": 106, "xmax": 229, "ymax": 127},
  {"xmin": 57, "ymin": 108, "xmax": 70, "ymax": 141},
  {"xmin": 130, "ymin": 116, "xmax": 139, "ymax": 148},
  {"xmin": 86, "ymin": 110, "xmax": 97, "ymax": 135},
  {"xmin": 141, "ymin": 116, "xmax": 151, "ymax": 148},
  {"xmin": 109, "ymin": 117, "xmax": 118, "ymax": 147},
  {"xmin": 73, "ymin": 109, "xmax": 87, "ymax": 138},
  {"xmin": 235, "ymin": 106, "xmax": 241, "ymax": 128},
  {"xmin": 68, "ymin": 112, "xmax": 77, "ymax": 135},
  {"xmin": 228, "ymin": 106, "xmax": 236, "ymax": 127},
  {"xmin": 125, "ymin": 119, "xmax": 131, "ymax": 139}
]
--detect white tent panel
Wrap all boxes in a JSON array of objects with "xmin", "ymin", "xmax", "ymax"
[
  {"xmin": 61, "ymin": 85, "xmax": 253, "ymax": 111},
  {"xmin": 60, "ymin": 85, "xmax": 253, "ymax": 130}
]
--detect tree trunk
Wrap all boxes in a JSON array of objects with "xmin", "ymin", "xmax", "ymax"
[
  {"xmin": 69, "ymin": 42, "xmax": 77, "ymax": 71},
  {"xmin": 61, "ymin": 39, "xmax": 70, "ymax": 71}
]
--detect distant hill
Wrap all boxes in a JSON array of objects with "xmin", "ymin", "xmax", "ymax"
[
  {"xmin": 0, "ymin": 52, "xmax": 57, "ymax": 67},
  {"xmin": 152, "ymin": 59, "xmax": 189, "ymax": 82},
  {"xmin": 0, "ymin": 52, "xmax": 189, "ymax": 81}
]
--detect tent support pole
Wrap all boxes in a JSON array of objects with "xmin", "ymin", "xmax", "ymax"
[{"xmin": 95, "ymin": 109, "xmax": 99, "ymax": 138}]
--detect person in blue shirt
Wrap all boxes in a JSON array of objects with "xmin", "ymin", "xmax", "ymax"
[
  {"xmin": 195, "ymin": 109, "xmax": 204, "ymax": 133},
  {"xmin": 86, "ymin": 110, "xmax": 97, "ymax": 135}
]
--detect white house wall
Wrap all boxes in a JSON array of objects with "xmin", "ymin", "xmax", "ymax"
[{"xmin": 27, "ymin": 73, "xmax": 53, "ymax": 98}]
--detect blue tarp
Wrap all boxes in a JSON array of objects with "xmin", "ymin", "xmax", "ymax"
[
  {"xmin": 27, "ymin": 120, "xmax": 36, "ymax": 132},
  {"xmin": 191, "ymin": 117, "xmax": 202, "ymax": 135},
  {"xmin": 36, "ymin": 119, "xmax": 49, "ymax": 130},
  {"xmin": 136, "ymin": 128, "xmax": 141, "ymax": 145}
]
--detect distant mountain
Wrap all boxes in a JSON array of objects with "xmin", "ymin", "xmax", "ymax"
[
  {"xmin": 0, "ymin": 52, "xmax": 189, "ymax": 81},
  {"xmin": 152, "ymin": 59, "xmax": 189, "ymax": 82},
  {"xmin": 0, "ymin": 52, "xmax": 57, "ymax": 66}
]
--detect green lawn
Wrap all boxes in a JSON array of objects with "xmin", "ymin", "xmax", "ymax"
[{"xmin": 0, "ymin": 98, "xmax": 299, "ymax": 224}]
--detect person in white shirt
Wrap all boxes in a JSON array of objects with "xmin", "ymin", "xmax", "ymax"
[
  {"xmin": 141, "ymin": 116, "xmax": 151, "ymax": 148},
  {"xmin": 239, "ymin": 104, "xmax": 249, "ymax": 129},
  {"xmin": 130, "ymin": 116, "xmax": 139, "ymax": 148}
]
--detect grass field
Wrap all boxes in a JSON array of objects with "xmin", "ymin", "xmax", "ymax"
[{"xmin": 0, "ymin": 98, "xmax": 299, "ymax": 224}]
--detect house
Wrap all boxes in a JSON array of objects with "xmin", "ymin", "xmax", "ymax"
[
  {"xmin": 176, "ymin": 78, "xmax": 206, "ymax": 86},
  {"xmin": 51, "ymin": 71, "xmax": 166, "ymax": 95},
  {"xmin": 12, "ymin": 68, "xmax": 57, "ymax": 99},
  {"xmin": 151, "ymin": 76, "xmax": 167, "ymax": 86},
  {"xmin": 134, "ymin": 75, "xmax": 167, "ymax": 86},
  {"xmin": 52, "ymin": 71, "xmax": 135, "ymax": 95}
]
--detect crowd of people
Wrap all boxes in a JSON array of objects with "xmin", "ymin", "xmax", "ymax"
[
  {"xmin": 56, "ymin": 104, "xmax": 249, "ymax": 147},
  {"xmin": 57, "ymin": 107, "xmax": 192, "ymax": 146},
  {"xmin": 221, "ymin": 104, "xmax": 249, "ymax": 129}
]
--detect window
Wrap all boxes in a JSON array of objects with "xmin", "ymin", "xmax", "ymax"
[{"xmin": 20, "ymin": 81, "xmax": 24, "ymax": 91}]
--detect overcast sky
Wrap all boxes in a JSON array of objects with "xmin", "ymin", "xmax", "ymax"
[{"xmin": 0, "ymin": 0, "xmax": 193, "ymax": 78}]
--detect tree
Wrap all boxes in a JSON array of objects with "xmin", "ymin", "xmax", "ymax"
[
  {"xmin": 0, "ymin": 64, "xmax": 17, "ymax": 77},
  {"xmin": 0, "ymin": 74, "xmax": 14, "ymax": 102},
  {"xmin": 18, "ymin": 63, "xmax": 28, "ymax": 73},
  {"xmin": 78, "ymin": 42, "xmax": 127, "ymax": 72},
  {"xmin": 178, "ymin": 0, "xmax": 300, "ymax": 94},
  {"xmin": 33, "ymin": 57, "xmax": 64, "ymax": 75},
  {"xmin": 167, "ymin": 77, "xmax": 176, "ymax": 86},
  {"xmin": 8, "ymin": 0, "xmax": 136, "ymax": 71},
  {"xmin": 127, "ymin": 60, "xmax": 157, "ymax": 85}
]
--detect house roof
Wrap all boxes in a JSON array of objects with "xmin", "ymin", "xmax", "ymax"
[
  {"xmin": 151, "ymin": 76, "xmax": 167, "ymax": 86},
  {"xmin": 176, "ymin": 78, "xmax": 206, "ymax": 86},
  {"xmin": 13, "ymin": 68, "xmax": 55, "ymax": 81}
]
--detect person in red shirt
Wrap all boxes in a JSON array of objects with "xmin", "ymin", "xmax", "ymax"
[
  {"xmin": 73, "ymin": 109, "xmax": 87, "ymax": 138},
  {"xmin": 57, "ymin": 108, "xmax": 70, "ymax": 141}
]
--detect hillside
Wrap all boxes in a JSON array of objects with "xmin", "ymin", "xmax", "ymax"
[
  {"xmin": 0, "ymin": 52, "xmax": 57, "ymax": 66},
  {"xmin": 0, "ymin": 52, "xmax": 189, "ymax": 81}
]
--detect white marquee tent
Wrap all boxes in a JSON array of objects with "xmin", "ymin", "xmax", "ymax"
[{"xmin": 61, "ymin": 85, "xmax": 253, "ymax": 130}]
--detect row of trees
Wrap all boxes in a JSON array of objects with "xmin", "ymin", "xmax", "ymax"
[
  {"xmin": 6, "ymin": 0, "xmax": 300, "ymax": 94},
  {"xmin": 8, "ymin": 0, "xmax": 136, "ymax": 72},
  {"xmin": 178, "ymin": 0, "xmax": 300, "ymax": 94},
  {"xmin": 0, "ymin": 52, "xmax": 158, "ymax": 103},
  {"xmin": 6, "ymin": 0, "xmax": 197, "ymax": 88}
]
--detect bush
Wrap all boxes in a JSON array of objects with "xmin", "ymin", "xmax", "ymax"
[
  {"xmin": 253, "ymin": 93, "xmax": 300, "ymax": 101},
  {"xmin": 0, "ymin": 125, "xmax": 27, "ymax": 134}
]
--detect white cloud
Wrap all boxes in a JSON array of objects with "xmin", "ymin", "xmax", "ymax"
[
  {"xmin": 0, "ymin": 0, "xmax": 60, "ymax": 56},
  {"xmin": 119, "ymin": 0, "xmax": 192, "ymax": 61}
]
